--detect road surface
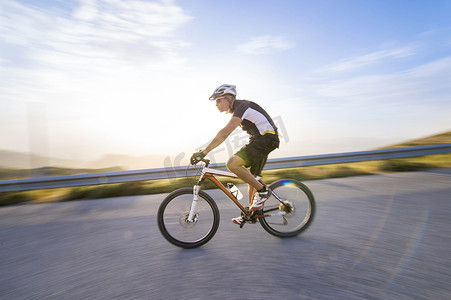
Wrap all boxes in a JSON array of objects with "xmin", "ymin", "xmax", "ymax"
[{"xmin": 1, "ymin": 169, "xmax": 450, "ymax": 299}]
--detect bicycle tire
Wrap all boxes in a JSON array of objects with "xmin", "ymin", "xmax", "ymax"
[
  {"xmin": 157, "ymin": 188, "xmax": 220, "ymax": 248},
  {"xmin": 259, "ymin": 179, "xmax": 315, "ymax": 238}
]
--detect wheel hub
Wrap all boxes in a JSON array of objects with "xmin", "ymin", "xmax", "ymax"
[
  {"xmin": 179, "ymin": 211, "xmax": 198, "ymax": 228},
  {"xmin": 279, "ymin": 201, "xmax": 295, "ymax": 218}
]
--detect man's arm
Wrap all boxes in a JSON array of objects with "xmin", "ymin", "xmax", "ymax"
[{"xmin": 202, "ymin": 116, "xmax": 241, "ymax": 155}]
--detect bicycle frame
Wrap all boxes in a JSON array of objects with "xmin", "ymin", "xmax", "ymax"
[{"xmin": 187, "ymin": 161, "xmax": 285, "ymax": 222}]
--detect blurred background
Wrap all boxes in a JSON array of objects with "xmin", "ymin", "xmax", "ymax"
[{"xmin": 1, "ymin": 2, "xmax": 451, "ymax": 299}]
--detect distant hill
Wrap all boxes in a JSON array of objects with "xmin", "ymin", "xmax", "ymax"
[
  {"xmin": 0, "ymin": 150, "xmax": 167, "ymax": 171},
  {"xmin": 0, "ymin": 150, "xmax": 77, "ymax": 170},
  {"xmin": 379, "ymin": 130, "xmax": 451, "ymax": 149}
]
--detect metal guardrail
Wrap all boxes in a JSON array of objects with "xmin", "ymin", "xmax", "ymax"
[{"xmin": 1, "ymin": 144, "xmax": 450, "ymax": 193}]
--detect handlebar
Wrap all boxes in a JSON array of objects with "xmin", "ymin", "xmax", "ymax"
[
  {"xmin": 200, "ymin": 158, "xmax": 210, "ymax": 167},
  {"xmin": 192, "ymin": 157, "xmax": 210, "ymax": 167}
]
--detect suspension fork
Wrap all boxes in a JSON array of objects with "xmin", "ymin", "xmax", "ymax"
[
  {"xmin": 187, "ymin": 185, "xmax": 200, "ymax": 222},
  {"xmin": 187, "ymin": 171, "xmax": 205, "ymax": 222}
]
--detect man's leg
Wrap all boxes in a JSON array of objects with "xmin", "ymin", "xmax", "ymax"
[
  {"xmin": 226, "ymin": 155, "xmax": 264, "ymax": 191},
  {"xmin": 228, "ymin": 155, "xmax": 272, "ymax": 224},
  {"xmin": 248, "ymin": 184, "xmax": 256, "ymax": 206},
  {"xmin": 228, "ymin": 155, "xmax": 264, "ymax": 225}
]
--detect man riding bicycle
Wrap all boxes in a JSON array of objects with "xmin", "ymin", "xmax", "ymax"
[{"xmin": 190, "ymin": 84, "xmax": 280, "ymax": 226}]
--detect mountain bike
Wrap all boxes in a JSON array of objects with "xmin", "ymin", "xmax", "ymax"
[{"xmin": 157, "ymin": 158, "xmax": 315, "ymax": 248}]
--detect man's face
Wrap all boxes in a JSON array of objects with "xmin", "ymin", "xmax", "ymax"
[{"xmin": 215, "ymin": 97, "xmax": 229, "ymax": 113}]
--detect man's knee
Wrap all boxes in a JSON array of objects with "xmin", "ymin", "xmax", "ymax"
[{"xmin": 226, "ymin": 155, "xmax": 244, "ymax": 171}]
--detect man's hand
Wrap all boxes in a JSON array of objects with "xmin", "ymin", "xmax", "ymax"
[{"xmin": 190, "ymin": 151, "xmax": 206, "ymax": 165}]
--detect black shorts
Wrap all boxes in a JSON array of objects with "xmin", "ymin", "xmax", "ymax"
[{"xmin": 235, "ymin": 133, "xmax": 280, "ymax": 176}]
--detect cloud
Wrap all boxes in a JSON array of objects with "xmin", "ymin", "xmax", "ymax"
[
  {"xmin": 319, "ymin": 45, "xmax": 418, "ymax": 73},
  {"xmin": 0, "ymin": 0, "xmax": 192, "ymax": 71},
  {"xmin": 0, "ymin": 0, "xmax": 193, "ymax": 107},
  {"xmin": 306, "ymin": 56, "xmax": 451, "ymax": 106},
  {"xmin": 236, "ymin": 35, "xmax": 294, "ymax": 54}
]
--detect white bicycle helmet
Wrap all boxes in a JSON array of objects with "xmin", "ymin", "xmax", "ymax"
[{"xmin": 209, "ymin": 84, "xmax": 237, "ymax": 100}]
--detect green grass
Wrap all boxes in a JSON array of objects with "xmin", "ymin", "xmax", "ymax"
[{"xmin": 0, "ymin": 192, "xmax": 34, "ymax": 206}]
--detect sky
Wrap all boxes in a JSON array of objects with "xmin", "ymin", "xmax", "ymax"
[{"xmin": 1, "ymin": 0, "xmax": 451, "ymax": 168}]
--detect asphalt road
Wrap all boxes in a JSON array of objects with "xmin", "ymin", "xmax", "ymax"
[{"xmin": 1, "ymin": 169, "xmax": 450, "ymax": 299}]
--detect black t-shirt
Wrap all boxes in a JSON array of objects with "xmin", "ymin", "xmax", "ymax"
[{"xmin": 232, "ymin": 100, "xmax": 278, "ymax": 139}]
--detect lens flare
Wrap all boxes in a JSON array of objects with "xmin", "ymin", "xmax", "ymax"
[{"xmin": 279, "ymin": 179, "xmax": 298, "ymax": 188}]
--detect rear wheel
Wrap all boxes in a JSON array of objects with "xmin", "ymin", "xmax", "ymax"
[
  {"xmin": 259, "ymin": 179, "xmax": 315, "ymax": 237},
  {"xmin": 157, "ymin": 188, "xmax": 220, "ymax": 248}
]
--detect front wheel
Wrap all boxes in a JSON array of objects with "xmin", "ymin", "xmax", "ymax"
[
  {"xmin": 157, "ymin": 188, "xmax": 220, "ymax": 248},
  {"xmin": 259, "ymin": 179, "xmax": 315, "ymax": 237}
]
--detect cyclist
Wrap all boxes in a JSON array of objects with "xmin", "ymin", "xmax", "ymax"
[{"xmin": 190, "ymin": 84, "xmax": 280, "ymax": 226}]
